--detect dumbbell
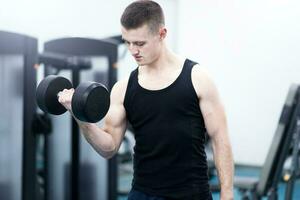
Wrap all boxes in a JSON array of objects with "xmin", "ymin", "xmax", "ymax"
[{"xmin": 36, "ymin": 75, "xmax": 110, "ymax": 123}]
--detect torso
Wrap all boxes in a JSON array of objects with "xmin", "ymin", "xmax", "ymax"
[{"xmin": 123, "ymin": 58, "xmax": 210, "ymax": 198}]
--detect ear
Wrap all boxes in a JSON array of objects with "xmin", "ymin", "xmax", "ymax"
[{"xmin": 159, "ymin": 27, "xmax": 167, "ymax": 40}]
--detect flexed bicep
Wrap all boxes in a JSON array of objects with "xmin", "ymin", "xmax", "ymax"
[{"xmin": 102, "ymin": 78, "xmax": 129, "ymax": 153}]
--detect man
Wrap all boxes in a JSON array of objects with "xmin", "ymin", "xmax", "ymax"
[{"xmin": 58, "ymin": 1, "xmax": 234, "ymax": 199}]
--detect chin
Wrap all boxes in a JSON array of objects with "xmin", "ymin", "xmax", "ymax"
[
  {"xmin": 138, "ymin": 62, "xmax": 146, "ymax": 66},
  {"xmin": 136, "ymin": 60, "xmax": 147, "ymax": 66}
]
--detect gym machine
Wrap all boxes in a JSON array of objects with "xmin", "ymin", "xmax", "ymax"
[
  {"xmin": 234, "ymin": 84, "xmax": 300, "ymax": 200},
  {"xmin": 282, "ymin": 88, "xmax": 300, "ymax": 200},
  {"xmin": 0, "ymin": 30, "xmax": 38, "ymax": 200}
]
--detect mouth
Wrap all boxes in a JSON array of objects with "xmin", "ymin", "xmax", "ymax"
[{"xmin": 134, "ymin": 55, "xmax": 142, "ymax": 60}]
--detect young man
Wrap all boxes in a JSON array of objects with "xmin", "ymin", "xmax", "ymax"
[{"xmin": 58, "ymin": 1, "xmax": 234, "ymax": 199}]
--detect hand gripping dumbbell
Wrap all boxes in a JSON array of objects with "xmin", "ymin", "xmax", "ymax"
[{"xmin": 36, "ymin": 75, "xmax": 110, "ymax": 123}]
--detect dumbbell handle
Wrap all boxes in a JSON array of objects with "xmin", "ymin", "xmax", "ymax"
[
  {"xmin": 56, "ymin": 90, "xmax": 68, "ymax": 99},
  {"xmin": 56, "ymin": 91, "xmax": 61, "ymax": 99},
  {"xmin": 56, "ymin": 89, "xmax": 75, "ymax": 104}
]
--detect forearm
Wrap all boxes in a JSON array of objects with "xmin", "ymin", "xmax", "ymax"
[
  {"xmin": 211, "ymin": 132, "xmax": 234, "ymax": 200},
  {"xmin": 76, "ymin": 119, "xmax": 117, "ymax": 159}
]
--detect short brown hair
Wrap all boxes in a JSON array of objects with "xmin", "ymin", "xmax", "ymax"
[{"xmin": 120, "ymin": 0, "xmax": 165, "ymax": 34}]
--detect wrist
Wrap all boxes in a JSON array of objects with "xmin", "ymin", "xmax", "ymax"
[{"xmin": 220, "ymin": 189, "xmax": 233, "ymax": 200}]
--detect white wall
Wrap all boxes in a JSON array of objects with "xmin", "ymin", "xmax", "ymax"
[
  {"xmin": 0, "ymin": 0, "xmax": 178, "ymax": 79},
  {"xmin": 0, "ymin": 0, "xmax": 177, "ymax": 50},
  {"xmin": 177, "ymin": 0, "xmax": 300, "ymax": 165}
]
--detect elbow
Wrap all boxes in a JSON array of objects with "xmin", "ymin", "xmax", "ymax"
[
  {"xmin": 100, "ymin": 143, "xmax": 118, "ymax": 159},
  {"xmin": 102, "ymin": 150, "xmax": 117, "ymax": 159},
  {"xmin": 104, "ymin": 153, "xmax": 116, "ymax": 159}
]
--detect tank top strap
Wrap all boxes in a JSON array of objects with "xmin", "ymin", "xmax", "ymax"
[
  {"xmin": 179, "ymin": 58, "xmax": 199, "ymax": 84},
  {"xmin": 128, "ymin": 67, "xmax": 139, "ymax": 88}
]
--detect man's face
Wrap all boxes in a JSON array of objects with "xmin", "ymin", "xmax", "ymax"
[{"xmin": 121, "ymin": 24, "xmax": 163, "ymax": 66}]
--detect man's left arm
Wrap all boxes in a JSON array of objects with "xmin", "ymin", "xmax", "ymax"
[
  {"xmin": 193, "ymin": 66, "xmax": 234, "ymax": 200},
  {"xmin": 204, "ymin": 99, "xmax": 234, "ymax": 200}
]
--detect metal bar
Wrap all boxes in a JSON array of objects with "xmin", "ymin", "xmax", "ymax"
[
  {"xmin": 22, "ymin": 36, "xmax": 38, "ymax": 200},
  {"xmin": 70, "ymin": 70, "xmax": 80, "ymax": 200}
]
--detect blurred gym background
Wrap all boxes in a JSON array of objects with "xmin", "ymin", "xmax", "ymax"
[{"xmin": 1, "ymin": 0, "xmax": 300, "ymax": 199}]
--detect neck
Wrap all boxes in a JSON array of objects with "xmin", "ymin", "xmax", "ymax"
[{"xmin": 144, "ymin": 44, "xmax": 183, "ymax": 72}]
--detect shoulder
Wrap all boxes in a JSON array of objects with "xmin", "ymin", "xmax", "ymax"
[
  {"xmin": 191, "ymin": 64, "xmax": 212, "ymax": 83},
  {"xmin": 112, "ymin": 77, "xmax": 129, "ymax": 91},
  {"xmin": 191, "ymin": 64, "xmax": 219, "ymax": 100},
  {"xmin": 110, "ymin": 77, "xmax": 130, "ymax": 104}
]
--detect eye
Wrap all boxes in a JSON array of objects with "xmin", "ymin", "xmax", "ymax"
[
  {"xmin": 135, "ymin": 42, "xmax": 145, "ymax": 47},
  {"xmin": 124, "ymin": 40, "xmax": 130, "ymax": 46}
]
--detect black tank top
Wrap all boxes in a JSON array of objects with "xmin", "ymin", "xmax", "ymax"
[{"xmin": 124, "ymin": 59, "xmax": 210, "ymax": 199}]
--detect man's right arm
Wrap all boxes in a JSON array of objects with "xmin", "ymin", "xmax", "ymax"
[{"xmin": 74, "ymin": 79, "xmax": 128, "ymax": 159}]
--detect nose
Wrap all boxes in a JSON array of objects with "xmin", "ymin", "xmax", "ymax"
[{"xmin": 128, "ymin": 44, "xmax": 139, "ymax": 56}]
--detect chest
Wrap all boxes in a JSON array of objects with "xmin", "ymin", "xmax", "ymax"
[
  {"xmin": 126, "ymin": 80, "xmax": 200, "ymax": 126},
  {"xmin": 137, "ymin": 68, "xmax": 182, "ymax": 91}
]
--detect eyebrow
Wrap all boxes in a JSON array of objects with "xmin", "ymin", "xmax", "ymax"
[{"xmin": 122, "ymin": 38, "xmax": 146, "ymax": 44}]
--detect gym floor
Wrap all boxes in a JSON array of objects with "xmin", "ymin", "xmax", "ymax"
[{"xmin": 117, "ymin": 165, "xmax": 300, "ymax": 200}]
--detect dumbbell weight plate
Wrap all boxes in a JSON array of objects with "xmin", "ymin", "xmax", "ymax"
[
  {"xmin": 36, "ymin": 75, "xmax": 73, "ymax": 115},
  {"xmin": 72, "ymin": 82, "xmax": 110, "ymax": 123}
]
